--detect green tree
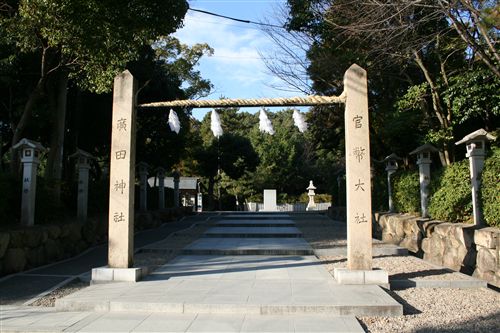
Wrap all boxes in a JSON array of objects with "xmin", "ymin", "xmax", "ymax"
[{"xmin": 1, "ymin": 0, "xmax": 188, "ymax": 199}]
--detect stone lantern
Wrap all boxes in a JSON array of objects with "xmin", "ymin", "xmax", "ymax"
[
  {"xmin": 306, "ymin": 180, "xmax": 317, "ymax": 211},
  {"xmin": 382, "ymin": 153, "xmax": 402, "ymax": 213},
  {"xmin": 173, "ymin": 170, "xmax": 180, "ymax": 208},
  {"xmin": 455, "ymin": 129, "xmax": 496, "ymax": 226},
  {"xmin": 12, "ymin": 138, "xmax": 46, "ymax": 226},
  {"xmin": 70, "ymin": 149, "xmax": 94, "ymax": 223},
  {"xmin": 156, "ymin": 167, "xmax": 165, "ymax": 209},
  {"xmin": 137, "ymin": 162, "xmax": 149, "ymax": 212},
  {"xmin": 410, "ymin": 144, "xmax": 438, "ymax": 218}
]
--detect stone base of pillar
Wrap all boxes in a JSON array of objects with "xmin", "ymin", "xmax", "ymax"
[
  {"xmin": 334, "ymin": 268, "xmax": 388, "ymax": 287},
  {"xmin": 91, "ymin": 267, "xmax": 144, "ymax": 283}
]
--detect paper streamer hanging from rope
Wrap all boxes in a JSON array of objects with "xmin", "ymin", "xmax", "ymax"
[
  {"xmin": 259, "ymin": 109, "xmax": 275, "ymax": 135},
  {"xmin": 293, "ymin": 110, "xmax": 308, "ymax": 133},
  {"xmin": 168, "ymin": 109, "xmax": 181, "ymax": 134},
  {"xmin": 211, "ymin": 110, "xmax": 223, "ymax": 138}
]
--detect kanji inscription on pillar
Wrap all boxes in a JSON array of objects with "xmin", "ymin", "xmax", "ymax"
[
  {"xmin": 344, "ymin": 64, "xmax": 372, "ymax": 271},
  {"xmin": 108, "ymin": 70, "xmax": 137, "ymax": 269}
]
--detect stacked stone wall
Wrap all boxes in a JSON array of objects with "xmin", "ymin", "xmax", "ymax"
[
  {"xmin": 473, "ymin": 228, "xmax": 500, "ymax": 287},
  {"xmin": 0, "ymin": 207, "xmax": 193, "ymax": 276},
  {"xmin": 374, "ymin": 212, "xmax": 499, "ymax": 287}
]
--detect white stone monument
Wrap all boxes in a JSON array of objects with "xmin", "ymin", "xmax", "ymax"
[
  {"xmin": 334, "ymin": 64, "xmax": 388, "ymax": 285},
  {"xmin": 137, "ymin": 162, "xmax": 149, "ymax": 211},
  {"xmin": 306, "ymin": 180, "xmax": 317, "ymax": 211},
  {"xmin": 70, "ymin": 149, "xmax": 94, "ymax": 223},
  {"xmin": 156, "ymin": 167, "xmax": 165, "ymax": 209},
  {"xmin": 410, "ymin": 144, "xmax": 438, "ymax": 218},
  {"xmin": 93, "ymin": 70, "xmax": 142, "ymax": 282},
  {"xmin": 456, "ymin": 129, "xmax": 496, "ymax": 227},
  {"xmin": 382, "ymin": 153, "xmax": 402, "ymax": 213},
  {"xmin": 13, "ymin": 138, "xmax": 46, "ymax": 227},
  {"xmin": 263, "ymin": 189, "xmax": 277, "ymax": 211}
]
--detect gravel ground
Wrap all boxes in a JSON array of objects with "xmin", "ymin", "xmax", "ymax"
[
  {"xmin": 29, "ymin": 279, "xmax": 89, "ymax": 307},
  {"xmin": 359, "ymin": 287, "xmax": 500, "ymax": 333},
  {"xmin": 321, "ymin": 255, "xmax": 471, "ymax": 281}
]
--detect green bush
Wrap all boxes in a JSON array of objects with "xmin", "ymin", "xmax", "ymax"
[
  {"xmin": 393, "ymin": 170, "xmax": 420, "ymax": 213},
  {"xmin": 481, "ymin": 147, "xmax": 500, "ymax": 227},
  {"xmin": 428, "ymin": 159, "xmax": 472, "ymax": 223}
]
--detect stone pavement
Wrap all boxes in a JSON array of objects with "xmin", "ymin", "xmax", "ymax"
[{"xmin": 1, "ymin": 212, "xmax": 403, "ymax": 332}]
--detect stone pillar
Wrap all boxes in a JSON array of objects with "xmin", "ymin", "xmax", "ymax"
[
  {"xmin": 173, "ymin": 170, "xmax": 180, "ymax": 208},
  {"xmin": 410, "ymin": 144, "xmax": 438, "ymax": 218},
  {"xmin": 107, "ymin": 70, "xmax": 137, "ymax": 270},
  {"xmin": 343, "ymin": 64, "xmax": 372, "ymax": 271},
  {"xmin": 137, "ymin": 162, "xmax": 149, "ymax": 212},
  {"xmin": 13, "ymin": 139, "xmax": 46, "ymax": 227},
  {"xmin": 157, "ymin": 167, "xmax": 165, "ymax": 209},
  {"xmin": 306, "ymin": 180, "xmax": 317, "ymax": 211},
  {"xmin": 70, "ymin": 149, "xmax": 94, "ymax": 223},
  {"xmin": 456, "ymin": 129, "xmax": 496, "ymax": 227},
  {"xmin": 383, "ymin": 154, "xmax": 401, "ymax": 213}
]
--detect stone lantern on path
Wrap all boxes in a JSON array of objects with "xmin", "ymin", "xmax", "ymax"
[
  {"xmin": 410, "ymin": 144, "xmax": 438, "ymax": 218},
  {"xmin": 70, "ymin": 149, "xmax": 94, "ymax": 223},
  {"xmin": 382, "ymin": 153, "xmax": 402, "ymax": 213},
  {"xmin": 455, "ymin": 129, "xmax": 496, "ymax": 227},
  {"xmin": 13, "ymin": 138, "xmax": 46, "ymax": 226},
  {"xmin": 137, "ymin": 162, "xmax": 149, "ymax": 212},
  {"xmin": 306, "ymin": 180, "xmax": 317, "ymax": 211}
]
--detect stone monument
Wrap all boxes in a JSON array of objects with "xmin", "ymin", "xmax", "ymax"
[
  {"xmin": 263, "ymin": 189, "xmax": 277, "ymax": 211},
  {"xmin": 410, "ymin": 144, "xmax": 438, "ymax": 218},
  {"xmin": 13, "ymin": 138, "xmax": 46, "ymax": 227},
  {"xmin": 93, "ymin": 70, "xmax": 142, "ymax": 282},
  {"xmin": 70, "ymin": 149, "xmax": 94, "ymax": 223},
  {"xmin": 334, "ymin": 64, "xmax": 388, "ymax": 285},
  {"xmin": 456, "ymin": 129, "xmax": 496, "ymax": 227},
  {"xmin": 306, "ymin": 180, "xmax": 317, "ymax": 211}
]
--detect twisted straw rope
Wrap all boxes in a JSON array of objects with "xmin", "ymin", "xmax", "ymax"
[{"xmin": 139, "ymin": 92, "xmax": 346, "ymax": 108}]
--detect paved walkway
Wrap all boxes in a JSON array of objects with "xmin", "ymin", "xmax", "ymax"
[{"xmin": 1, "ymin": 213, "xmax": 402, "ymax": 332}]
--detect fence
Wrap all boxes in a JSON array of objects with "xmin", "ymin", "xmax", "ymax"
[{"xmin": 244, "ymin": 202, "xmax": 331, "ymax": 212}]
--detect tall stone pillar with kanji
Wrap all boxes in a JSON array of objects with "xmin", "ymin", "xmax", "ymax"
[{"xmin": 107, "ymin": 70, "xmax": 137, "ymax": 270}]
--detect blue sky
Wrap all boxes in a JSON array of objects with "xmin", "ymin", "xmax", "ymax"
[{"xmin": 174, "ymin": 0, "xmax": 307, "ymax": 119}]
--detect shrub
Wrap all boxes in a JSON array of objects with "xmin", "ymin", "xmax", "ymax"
[
  {"xmin": 428, "ymin": 159, "xmax": 472, "ymax": 223},
  {"xmin": 393, "ymin": 170, "xmax": 420, "ymax": 213},
  {"xmin": 481, "ymin": 147, "xmax": 500, "ymax": 227}
]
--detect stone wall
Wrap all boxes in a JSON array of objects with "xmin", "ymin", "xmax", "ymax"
[
  {"xmin": 473, "ymin": 228, "xmax": 500, "ymax": 287},
  {"xmin": 0, "ymin": 207, "xmax": 193, "ymax": 276},
  {"xmin": 374, "ymin": 212, "xmax": 499, "ymax": 287}
]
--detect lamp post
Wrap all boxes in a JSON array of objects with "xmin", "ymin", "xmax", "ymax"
[
  {"xmin": 382, "ymin": 153, "xmax": 402, "ymax": 213},
  {"xmin": 410, "ymin": 144, "xmax": 438, "ymax": 218},
  {"xmin": 306, "ymin": 180, "xmax": 317, "ymax": 211},
  {"xmin": 455, "ymin": 129, "xmax": 496, "ymax": 226},
  {"xmin": 70, "ymin": 149, "xmax": 94, "ymax": 223},
  {"xmin": 12, "ymin": 138, "xmax": 46, "ymax": 226}
]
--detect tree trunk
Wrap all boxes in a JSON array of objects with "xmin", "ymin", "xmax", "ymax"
[
  {"xmin": 10, "ymin": 78, "xmax": 45, "ymax": 174},
  {"xmin": 45, "ymin": 71, "xmax": 69, "ymax": 203}
]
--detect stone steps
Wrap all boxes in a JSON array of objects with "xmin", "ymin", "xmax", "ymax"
[{"xmin": 204, "ymin": 227, "xmax": 302, "ymax": 238}]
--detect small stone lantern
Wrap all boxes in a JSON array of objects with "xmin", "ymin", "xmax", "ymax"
[
  {"xmin": 12, "ymin": 138, "xmax": 46, "ymax": 226},
  {"xmin": 156, "ymin": 167, "xmax": 165, "ymax": 209},
  {"xmin": 455, "ymin": 129, "xmax": 496, "ymax": 226},
  {"xmin": 382, "ymin": 153, "xmax": 402, "ymax": 213},
  {"xmin": 173, "ymin": 170, "xmax": 180, "ymax": 208},
  {"xmin": 70, "ymin": 149, "xmax": 94, "ymax": 223},
  {"xmin": 137, "ymin": 162, "xmax": 149, "ymax": 212},
  {"xmin": 410, "ymin": 144, "xmax": 438, "ymax": 218},
  {"xmin": 306, "ymin": 180, "xmax": 317, "ymax": 211}
]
